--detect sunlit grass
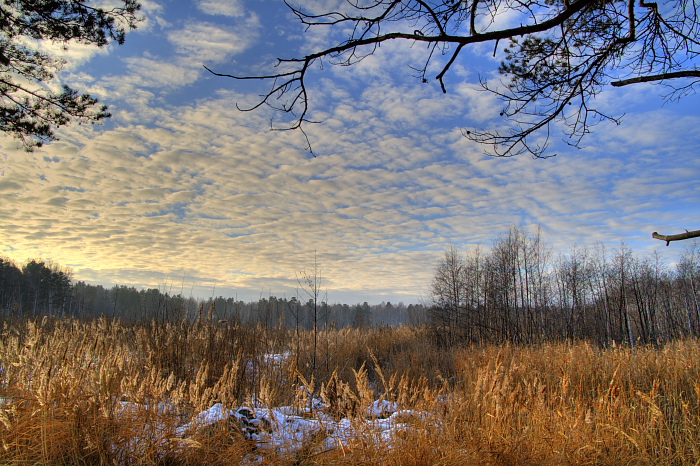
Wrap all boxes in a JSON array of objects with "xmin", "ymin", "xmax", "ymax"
[{"xmin": 1, "ymin": 317, "xmax": 699, "ymax": 465}]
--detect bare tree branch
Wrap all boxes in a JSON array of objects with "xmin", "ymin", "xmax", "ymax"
[
  {"xmin": 612, "ymin": 70, "xmax": 700, "ymax": 86},
  {"xmin": 210, "ymin": 0, "xmax": 700, "ymax": 157},
  {"xmin": 652, "ymin": 229, "xmax": 700, "ymax": 246}
]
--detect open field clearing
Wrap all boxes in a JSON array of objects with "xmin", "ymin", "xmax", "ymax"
[{"xmin": 1, "ymin": 317, "xmax": 700, "ymax": 465}]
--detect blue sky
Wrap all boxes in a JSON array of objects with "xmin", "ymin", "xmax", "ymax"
[{"xmin": 0, "ymin": 0, "xmax": 698, "ymax": 304}]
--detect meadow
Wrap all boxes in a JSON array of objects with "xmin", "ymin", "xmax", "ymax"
[{"xmin": 1, "ymin": 316, "xmax": 700, "ymax": 465}]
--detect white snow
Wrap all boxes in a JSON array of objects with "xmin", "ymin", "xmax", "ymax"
[
  {"xmin": 102, "ymin": 386, "xmax": 436, "ymax": 463},
  {"xmin": 170, "ymin": 395, "xmax": 431, "ymax": 457}
]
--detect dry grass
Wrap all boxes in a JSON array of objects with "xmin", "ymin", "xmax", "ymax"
[{"xmin": 1, "ymin": 317, "xmax": 699, "ymax": 465}]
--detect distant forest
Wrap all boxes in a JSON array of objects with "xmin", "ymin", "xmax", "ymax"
[
  {"xmin": 2, "ymin": 226, "xmax": 700, "ymax": 347},
  {"xmin": 0, "ymin": 258, "xmax": 420, "ymax": 328}
]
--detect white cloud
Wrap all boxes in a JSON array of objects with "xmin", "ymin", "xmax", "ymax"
[
  {"xmin": 196, "ymin": 0, "xmax": 245, "ymax": 17},
  {"xmin": 38, "ymin": 40, "xmax": 110, "ymax": 70},
  {"xmin": 474, "ymin": 2, "xmax": 524, "ymax": 33},
  {"xmin": 123, "ymin": 56, "xmax": 201, "ymax": 88},
  {"xmin": 167, "ymin": 19, "xmax": 260, "ymax": 64}
]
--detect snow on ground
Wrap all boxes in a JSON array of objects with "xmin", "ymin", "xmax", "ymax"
[
  {"xmin": 206, "ymin": 352, "xmax": 435, "ymax": 455},
  {"xmin": 105, "ymin": 394, "xmax": 425, "ymax": 462},
  {"xmin": 173, "ymin": 396, "xmax": 433, "ymax": 456}
]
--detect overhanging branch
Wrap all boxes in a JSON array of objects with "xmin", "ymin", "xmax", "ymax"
[
  {"xmin": 652, "ymin": 229, "xmax": 700, "ymax": 246},
  {"xmin": 612, "ymin": 70, "xmax": 700, "ymax": 86},
  {"xmin": 214, "ymin": 0, "xmax": 700, "ymax": 157}
]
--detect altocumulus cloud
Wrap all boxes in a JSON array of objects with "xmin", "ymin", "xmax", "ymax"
[
  {"xmin": 1, "ymin": 0, "xmax": 698, "ymax": 303},
  {"xmin": 196, "ymin": 0, "xmax": 246, "ymax": 17}
]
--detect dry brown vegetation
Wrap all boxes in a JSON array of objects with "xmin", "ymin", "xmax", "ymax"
[{"xmin": 1, "ymin": 316, "xmax": 700, "ymax": 465}]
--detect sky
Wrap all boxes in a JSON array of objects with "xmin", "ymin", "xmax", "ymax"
[{"xmin": 1, "ymin": 0, "xmax": 698, "ymax": 305}]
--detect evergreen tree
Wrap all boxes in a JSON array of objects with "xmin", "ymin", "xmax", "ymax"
[{"xmin": 0, "ymin": 0, "xmax": 141, "ymax": 149}]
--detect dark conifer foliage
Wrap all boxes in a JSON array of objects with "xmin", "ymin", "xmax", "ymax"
[
  {"xmin": 0, "ymin": 258, "xmax": 71, "ymax": 317},
  {"xmin": 0, "ymin": 0, "xmax": 141, "ymax": 149}
]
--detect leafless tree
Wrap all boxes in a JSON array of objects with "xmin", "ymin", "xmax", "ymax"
[
  {"xmin": 676, "ymin": 242, "xmax": 700, "ymax": 336},
  {"xmin": 429, "ymin": 245, "xmax": 467, "ymax": 345},
  {"xmin": 208, "ymin": 0, "xmax": 700, "ymax": 158},
  {"xmin": 428, "ymin": 226, "xmax": 700, "ymax": 345},
  {"xmin": 297, "ymin": 252, "xmax": 324, "ymax": 371},
  {"xmin": 555, "ymin": 247, "xmax": 593, "ymax": 340}
]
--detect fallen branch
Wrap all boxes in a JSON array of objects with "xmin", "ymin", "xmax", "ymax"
[{"xmin": 652, "ymin": 229, "xmax": 700, "ymax": 246}]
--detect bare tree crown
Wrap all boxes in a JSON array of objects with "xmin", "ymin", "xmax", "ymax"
[{"xmin": 208, "ymin": 0, "xmax": 700, "ymax": 158}]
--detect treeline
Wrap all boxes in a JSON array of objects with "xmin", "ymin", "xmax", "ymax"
[
  {"xmin": 6, "ymin": 225, "xmax": 700, "ymax": 348},
  {"xmin": 70, "ymin": 284, "xmax": 421, "ymax": 328},
  {"xmin": 0, "ymin": 259, "xmax": 72, "ymax": 317},
  {"xmin": 0, "ymin": 258, "xmax": 423, "ymax": 327},
  {"xmin": 429, "ymin": 226, "xmax": 700, "ymax": 346}
]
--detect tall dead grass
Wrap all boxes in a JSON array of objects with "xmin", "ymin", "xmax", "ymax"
[{"xmin": 0, "ymin": 317, "xmax": 699, "ymax": 465}]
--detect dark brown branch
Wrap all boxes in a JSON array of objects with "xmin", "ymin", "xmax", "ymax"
[
  {"xmin": 469, "ymin": 26, "xmax": 627, "ymax": 157},
  {"xmin": 315, "ymin": 0, "xmax": 593, "ymax": 54},
  {"xmin": 212, "ymin": 0, "xmax": 700, "ymax": 157},
  {"xmin": 234, "ymin": 0, "xmax": 597, "ymax": 82},
  {"xmin": 652, "ymin": 229, "xmax": 700, "ymax": 246},
  {"xmin": 470, "ymin": 0, "xmax": 479, "ymax": 35},
  {"xmin": 436, "ymin": 43, "xmax": 465, "ymax": 93},
  {"xmin": 413, "ymin": 0, "xmax": 446, "ymax": 36},
  {"xmin": 612, "ymin": 70, "xmax": 700, "ymax": 86}
]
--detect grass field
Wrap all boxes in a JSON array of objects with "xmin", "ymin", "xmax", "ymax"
[{"xmin": 1, "ymin": 316, "xmax": 700, "ymax": 465}]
